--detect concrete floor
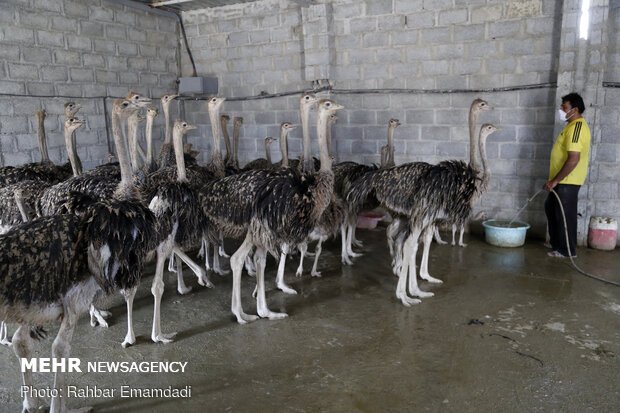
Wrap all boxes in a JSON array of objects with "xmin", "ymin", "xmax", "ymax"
[{"xmin": 1, "ymin": 228, "xmax": 619, "ymax": 412}]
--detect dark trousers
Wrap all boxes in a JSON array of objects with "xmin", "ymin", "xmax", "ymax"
[{"xmin": 544, "ymin": 184, "xmax": 580, "ymax": 257}]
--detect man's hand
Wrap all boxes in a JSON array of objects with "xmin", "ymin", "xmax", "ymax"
[{"xmin": 543, "ymin": 180, "xmax": 557, "ymax": 192}]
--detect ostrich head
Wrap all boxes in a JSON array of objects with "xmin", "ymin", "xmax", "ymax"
[
  {"xmin": 478, "ymin": 123, "xmax": 501, "ymax": 192},
  {"xmin": 300, "ymin": 93, "xmax": 318, "ymax": 110},
  {"xmin": 113, "ymin": 99, "xmax": 140, "ymax": 119},
  {"xmin": 221, "ymin": 114, "xmax": 231, "ymax": 123},
  {"xmin": 64, "ymin": 102, "xmax": 81, "ymax": 118},
  {"xmin": 107, "ymin": 152, "xmax": 116, "ymax": 163},
  {"xmin": 265, "ymin": 137, "xmax": 277, "ymax": 145},
  {"xmin": 328, "ymin": 114, "xmax": 338, "ymax": 124},
  {"xmin": 233, "ymin": 116, "xmax": 243, "ymax": 128},
  {"xmin": 174, "ymin": 119, "xmax": 197, "ymax": 135},
  {"xmin": 281, "ymin": 122, "xmax": 296, "ymax": 132},
  {"xmin": 207, "ymin": 96, "xmax": 226, "ymax": 112},
  {"xmin": 125, "ymin": 91, "xmax": 152, "ymax": 108},
  {"xmin": 146, "ymin": 106, "xmax": 158, "ymax": 119},
  {"xmin": 471, "ymin": 98, "xmax": 493, "ymax": 115},
  {"xmin": 161, "ymin": 94, "xmax": 178, "ymax": 106},
  {"xmin": 389, "ymin": 118, "xmax": 401, "ymax": 128},
  {"xmin": 64, "ymin": 117, "xmax": 84, "ymax": 133},
  {"xmin": 35, "ymin": 109, "xmax": 46, "ymax": 119}
]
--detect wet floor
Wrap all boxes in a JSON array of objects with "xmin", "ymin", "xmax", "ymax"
[{"xmin": 1, "ymin": 228, "xmax": 619, "ymax": 412}]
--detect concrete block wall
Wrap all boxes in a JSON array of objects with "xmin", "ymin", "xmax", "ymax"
[
  {"xmin": 0, "ymin": 0, "xmax": 180, "ymax": 170},
  {"xmin": 180, "ymin": 0, "xmax": 568, "ymax": 239}
]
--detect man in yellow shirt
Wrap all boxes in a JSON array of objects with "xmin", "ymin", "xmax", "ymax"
[{"xmin": 543, "ymin": 93, "xmax": 591, "ymax": 258}]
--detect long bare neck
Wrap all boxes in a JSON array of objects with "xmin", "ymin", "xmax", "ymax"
[
  {"xmin": 145, "ymin": 116, "xmax": 155, "ymax": 167},
  {"xmin": 317, "ymin": 112, "xmax": 332, "ymax": 173},
  {"xmin": 233, "ymin": 120, "xmax": 241, "ymax": 166},
  {"xmin": 64, "ymin": 126, "xmax": 81, "ymax": 177},
  {"xmin": 469, "ymin": 105, "xmax": 480, "ymax": 170},
  {"xmin": 127, "ymin": 112, "xmax": 141, "ymax": 171},
  {"xmin": 326, "ymin": 122, "xmax": 332, "ymax": 155},
  {"xmin": 163, "ymin": 103, "xmax": 172, "ymax": 144},
  {"xmin": 265, "ymin": 140, "xmax": 272, "ymax": 164},
  {"xmin": 221, "ymin": 117, "xmax": 232, "ymax": 160},
  {"xmin": 173, "ymin": 128, "xmax": 187, "ymax": 182},
  {"xmin": 280, "ymin": 129, "xmax": 289, "ymax": 168},
  {"xmin": 479, "ymin": 130, "xmax": 490, "ymax": 192},
  {"xmin": 387, "ymin": 126, "xmax": 395, "ymax": 167},
  {"xmin": 208, "ymin": 105, "xmax": 224, "ymax": 174},
  {"xmin": 35, "ymin": 111, "xmax": 50, "ymax": 163},
  {"xmin": 301, "ymin": 104, "xmax": 313, "ymax": 173},
  {"xmin": 112, "ymin": 109, "xmax": 134, "ymax": 186}
]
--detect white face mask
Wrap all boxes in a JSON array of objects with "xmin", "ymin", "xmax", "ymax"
[{"xmin": 558, "ymin": 107, "xmax": 574, "ymax": 122}]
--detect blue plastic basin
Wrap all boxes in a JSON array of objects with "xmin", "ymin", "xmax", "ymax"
[{"xmin": 482, "ymin": 219, "xmax": 531, "ymax": 247}]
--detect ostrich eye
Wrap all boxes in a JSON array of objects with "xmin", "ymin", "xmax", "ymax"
[{"xmin": 123, "ymin": 102, "xmax": 128, "ymax": 107}]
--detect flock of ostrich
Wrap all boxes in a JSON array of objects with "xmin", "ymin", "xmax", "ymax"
[{"xmin": 0, "ymin": 90, "xmax": 497, "ymax": 412}]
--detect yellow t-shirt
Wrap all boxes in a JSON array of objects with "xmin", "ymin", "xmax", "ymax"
[{"xmin": 548, "ymin": 118, "xmax": 591, "ymax": 185}]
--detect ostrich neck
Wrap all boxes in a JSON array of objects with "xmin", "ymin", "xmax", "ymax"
[
  {"xmin": 36, "ymin": 113, "xmax": 50, "ymax": 163},
  {"xmin": 326, "ymin": 123, "xmax": 332, "ymax": 155},
  {"xmin": 280, "ymin": 129, "xmax": 289, "ymax": 168},
  {"xmin": 64, "ymin": 126, "xmax": 81, "ymax": 177},
  {"xmin": 221, "ymin": 118, "xmax": 232, "ymax": 159},
  {"xmin": 163, "ymin": 104, "xmax": 172, "ymax": 144},
  {"xmin": 172, "ymin": 128, "xmax": 187, "ymax": 182},
  {"xmin": 479, "ymin": 131, "xmax": 490, "ymax": 192},
  {"xmin": 301, "ymin": 105, "xmax": 313, "ymax": 173},
  {"xmin": 469, "ymin": 109, "xmax": 480, "ymax": 170},
  {"xmin": 387, "ymin": 126, "xmax": 395, "ymax": 167},
  {"xmin": 111, "ymin": 110, "xmax": 134, "ymax": 186},
  {"xmin": 265, "ymin": 141, "xmax": 272, "ymax": 164},
  {"xmin": 317, "ymin": 112, "xmax": 332, "ymax": 173},
  {"xmin": 145, "ymin": 116, "xmax": 155, "ymax": 167},
  {"xmin": 232, "ymin": 123, "xmax": 240, "ymax": 166},
  {"xmin": 128, "ymin": 113, "xmax": 140, "ymax": 171},
  {"xmin": 208, "ymin": 107, "xmax": 224, "ymax": 174}
]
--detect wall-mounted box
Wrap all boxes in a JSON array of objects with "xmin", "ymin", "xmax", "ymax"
[{"xmin": 178, "ymin": 76, "xmax": 218, "ymax": 95}]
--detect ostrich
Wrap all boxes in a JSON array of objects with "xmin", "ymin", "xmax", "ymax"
[
  {"xmin": 221, "ymin": 114, "xmax": 238, "ymax": 174},
  {"xmin": 157, "ymin": 94, "xmax": 179, "ymax": 168},
  {"xmin": 0, "ymin": 117, "xmax": 86, "ymax": 347},
  {"xmin": 242, "ymin": 137, "xmax": 277, "ymax": 170},
  {"xmin": 0, "ymin": 99, "xmax": 158, "ymax": 412},
  {"xmin": 148, "ymin": 119, "xmax": 212, "ymax": 343},
  {"xmin": 333, "ymin": 119, "xmax": 401, "ymax": 261},
  {"xmin": 231, "ymin": 116, "xmax": 242, "ymax": 170},
  {"xmin": 348, "ymin": 123, "xmax": 499, "ymax": 306},
  {"xmin": 0, "ymin": 110, "xmax": 72, "ymax": 188},
  {"xmin": 209, "ymin": 98, "xmax": 343, "ymax": 324},
  {"xmin": 144, "ymin": 106, "xmax": 159, "ymax": 172},
  {"xmin": 273, "ymin": 121, "xmax": 297, "ymax": 168},
  {"xmin": 433, "ymin": 98, "xmax": 492, "ymax": 247}
]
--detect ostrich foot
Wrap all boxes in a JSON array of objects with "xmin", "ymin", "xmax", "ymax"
[
  {"xmin": 177, "ymin": 284, "xmax": 192, "ymax": 295},
  {"xmin": 89, "ymin": 307, "xmax": 111, "ymax": 328},
  {"xmin": 311, "ymin": 271, "xmax": 322, "ymax": 278},
  {"xmin": 458, "ymin": 242, "xmax": 468, "ymax": 248},
  {"xmin": 420, "ymin": 273, "xmax": 443, "ymax": 284},
  {"xmin": 435, "ymin": 237, "xmax": 448, "ymax": 245},
  {"xmin": 121, "ymin": 333, "xmax": 136, "ymax": 348},
  {"xmin": 235, "ymin": 312, "xmax": 259, "ymax": 324},
  {"xmin": 348, "ymin": 251, "xmax": 362, "ymax": 258},
  {"xmin": 197, "ymin": 271, "xmax": 215, "ymax": 288},
  {"xmin": 213, "ymin": 265, "xmax": 230, "ymax": 276},
  {"xmin": 341, "ymin": 255, "xmax": 353, "ymax": 265},
  {"xmin": 278, "ymin": 283, "xmax": 298, "ymax": 295},
  {"xmin": 0, "ymin": 338, "xmax": 10, "ymax": 346},
  {"xmin": 397, "ymin": 292, "xmax": 421, "ymax": 307},
  {"xmin": 352, "ymin": 239, "xmax": 363, "ymax": 248},
  {"xmin": 219, "ymin": 245, "xmax": 230, "ymax": 258},
  {"xmin": 410, "ymin": 288, "xmax": 434, "ymax": 298},
  {"xmin": 305, "ymin": 251, "xmax": 316, "ymax": 258},
  {"xmin": 152, "ymin": 332, "xmax": 176, "ymax": 344},
  {"xmin": 257, "ymin": 308, "xmax": 288, "ymax": 320}
]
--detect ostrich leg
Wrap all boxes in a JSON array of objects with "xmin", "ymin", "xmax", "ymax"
[
  {"xmin": 311, "ymin": 238, "xmax": 324, "ymax": 277},
  {"xmin": 0, "ymin": 321, "xmax": 10, "ymax": 345},
  {"xmin": 212, "ymin": 244, "xmax": 230, "ymax": 275},
  {"xmin": 121, "ymin": 286, "xmax": 138, "ymax": 348},
  {"xmin": 276, "ymin": 244, "xmax": 296, "ymax": 294},
  {"xmin": 231, "ymin": 233, "xmax": 260, "ymax": 324},
  {"xmin": 12, "ymin": 326, "xmax": 41, "ymax": 412},
  {"xmin": 451, "ymin": 225, "xmax": 457, "ymax": 246},
  {"xmin": 457, "ymin": 227, "xmax": 467, "ymax": 247},
  {"xmin": 296, "ymin": 242, "xmax": 307, "ymax": 277},
  {"xmin": 395, "ymin": 234, "xmax": 422, "ymax": 307},
  {"xmin": 405, "ymin": 227, "xmax": 434, "ymax": 298},
  {"xmin": 218, "ymin": 231, "xmax": 230, "ymax": 258},
  {"xmin": 89, "ymin": 305, "xmax": 111, "ymax": 328},
  {"xmin": 346, "ymin": 223, "xmax": 362, "ymax": 258},
  {"xmin": 174, "ymin": 246, "xmax": 213, "ymax": 287},
  {"xmin": 255, "ymin": 247, "xmax": 288, "ymax": 320},
  {"xmin": 434, "ymin": 226, "xmax": 448, "ymax": 245},
  {"xmin": 419, "ymin": 226, "xmax": 443, "ymax": 284},
  {"xmin": 175, "ymin": 258, "xmax": 192, "ymax": 295},
  {"xmin": 152, "ymin": 244, "xmax": 177, "ymax": 344}
]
